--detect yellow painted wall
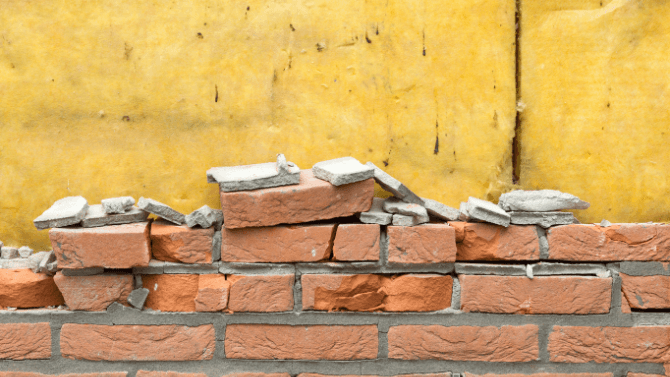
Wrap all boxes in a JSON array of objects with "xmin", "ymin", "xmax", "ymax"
[{"xmin": 0, "ymin": 0, "xmax": 516, "ymax": 249}]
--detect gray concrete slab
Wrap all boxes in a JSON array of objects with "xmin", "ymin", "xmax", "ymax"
[
  {"xmin": 80, "ymin": 204, "xmax": 149, "ymax": 228},
  {"xmin": 383, "ymin": 197, "xmax": 428, "ymax": 217},
  {"xmin": 509, "ymin": 211, "xmax": 575, "ymax": 228},
  {"xmin": 137, "ymin": 197, "xmax": 185, "ymax": 225},
  {"xmin": 365, "ymin": 162, "xmax": 423, "ymax": 205},
  {"xmin": 467, "ymin": 197, "xmax": 510, "ymax": 227},
  {"xmin": 423, "ymin": 198, "xmax": 460, "ymax": 221},
  {"xmin": 207, "ymin": 154, "xmax": 300, "ymax": 192},
  {"xmin": 33, "ymin": 196, "xmax": 89, "ymax": 230},
  {"xmin": 358, "ymin": 197, "xmax": 393, "ymax": 225},
  {"xmin": 392, "ymin": 213, "xmax": 429, "ymax": 226},
  {"xmin": 101, "ymin": 196, "xmax": 135, "ymax": 214},
  {"xmin": 312, "ymin": 157, "xmax": 374, "ymax": 186},
  {"xmin": 498, "ymin": 189, "xmax": 590, "ymax": 212},
  {"xmin": 185, "ymin": 205, "xmax": 223, "ymax": 228}
]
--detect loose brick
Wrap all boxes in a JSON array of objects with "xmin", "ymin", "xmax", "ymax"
[
  {"xmin": 195, "ymin": 274, "xmax": 230, "ymax": 312},
  {"xmin": 50, "ymin": 222, "xmax": 151, "ymax": 269},
  {"xmin": 621, "ymin": 274, "xmax": 670, "ymax": 309},
  {"xmin": 137, "ymin": 372, "xmax": 207, "ymax": 377},
  {"xmin": 460, "ymin": 276, "xmax": 612, "ymax": 314},
  {"xmin": 225, "ymin": 324, "xmax": 378, "ymax": 360},
  {"xmin": 0, "ymin": 323, "xmax": 51, "ymax": 360},
  {"xmin": 332, "ymin": 224, "xmax": 380, "ymax": 261},
  {"xmin": 387, "ymin": 224, "xmax": 457, "ymax": 264},
  {"xmin": 151, "ymin": 221, "xmax": 213, "ymax": 263},
  {"xmin": 220, "ymin": 169, "xmax": 374, "ymax": 229},
  {"xmin": 548, "ymin": 224, "xmax": 670, "ymax": 261},
  {"xmin": 549, "ymin": 326, "xmax": 670, "ymax": 363},
  {"xmin": 142, "ymin": 274, "xmax": 199, "ymax": 312},
  {"xmin": 61, "ymin": 324, "xmax": 215, "ymax": 361},
  {"xmin": 449, "ymin": 222, "xmax": 539, "ymax": 261},
  {"xmin": 0, "ymin": 374, "xmax": 127, "ymax": 377},
  {"xmin": 228, "ymin": 275, "xmax": 294, "ymax": 312},
  {"xmin": 464, "ymin": 374, "xmax": 611, "ymax": 377},
  {"xmin": 222, "ymin": 224, "xmax": 335, "ymax": 263},
  {"xmin": 388, "ymin": 325, "xmax": 539, "ymax": 362},
  {"xmin": 54, "ymin": 272, "xmax": 133, "ymax": 311},
  {"xmin": 0, "ymin": 269, "xmax": 64, "ymax": 308}
]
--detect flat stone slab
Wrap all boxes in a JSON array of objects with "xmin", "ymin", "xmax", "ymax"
[
  {"xmin": 1, "ymin": 247, "xmax": 18, "ymax": 259},
  {"xmin": 137, "ymin": 197, "xmax": 185, "ymax": 225},
  {"xmin": 207, "ymin": 154, "xmax": 300, "ymax": 192},
  {"xmin": 391, "ymin": 213, "xmax": 429, "ymax": 226},
  {"xmin": 365, "ymin": 162, "xmax": 423, "ymax": 205},
  {"xmin": 423, "ymin": 198, "xmax": 460, "ymax": 221},
  {"xmin": 185, "ymin": 205, "xmax": 223, "ymax": 229},
  {"xmin": 358, "ymin": 197, "xmax": 393, "ymax": 225},
  {"xmin": 34, "ymin": 196, "xmax": 89, "ymax": 230},
  {"xmin": 81, "ymin": 205, "xmax": 149, "ymax": 228},
  {"xmin": 101, "ymin": 196, "xmax": 135, "ymax": 214},
  {"xmin": 498, "ymin": 189, "xmax": 590, "ymax": 212},
  {"xmin": 383, "ymin": 197, "xmax": 428, "ymax": 217},
  {"xmin": 509, "ymin": 211, "xmax": 575, "ymax": 228},
  {"xmin": 467, "ymin": 197, "xmax": 510, "ymax": 227},
  {"xmin": 312, "ymin": 157, "xmax": 374, "ymax": 186}
]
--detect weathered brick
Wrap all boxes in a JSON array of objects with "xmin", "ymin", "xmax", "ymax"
[
  {"xmin": 449, "ymin": 222, "xmax": 539, "ymax": 261},
  {"xmin": 383, "ymin": 274, "xmax": 452, "ymax": 311},
  {"xmin": 548, "ymin": 224, "xmax": 670, "ymax": 261},
  {"xmin": 54, "ymin": 272, "xmax": 133, "ymax": 311},
  {"xmin": 228, "ymin": 275, "xmax": 294, "ymax": 312},
  {"xmin": 464, "ymin": 374, "xmax": 611, "ymax": 377},
  {"xmin": 50, "ymin": 222, "xmax": 151, "ymax": 269},
  {"xmin": 387, "ymin": 224, "xmax": 457, "ymax": 264},
  {"xmin": 220, "ymin": 169, "xmax": 374, "ymax": 229},
  {"xmin": 549, "ymin": 326, "xmax": 670, "ymax": 363},
  {"xmin": 332, "ymin": 224, "xmax": 380, "ymax": 261},
  {"xmin": 61, "ymin": 324, "xmax": 215, "ymax": 361},
  {"xmin": 151, "ymin": 221, "xmax": 213, "ymax": 263},
  {"xmin": 142, "ymin": 274, "xmax": 199, "ymax": 312},
  {"xmin": 388, "ymin": 325, "xmax": 539, "ymax": 362},
  {"xmin": 621, "ymin": 274, "xmax": 670, "ymax": 310},
  {"xmin": 0, "ymin": 323, "xmax": 51, "ymax": 360},
  {"xmin": 0, "ymin": 269, "xmax": 64, "ymax": 308},
  {"xmin": 195, "ymin": 274, "xmax": 230, "ymax": 312},
  {"xmin": 460, "ymin": 276, "xmax": 612, "ymax": 314},
  {"xmin": 0, "ymin": 373, "xmax": 127, "ymax": 377},
  {"xmin": 225, "ymin": 324, "xmax": 378, "ymax": 360},
  {"xmin": 137, "ymin": 372, "xmax": 207, "ymax": 377}
]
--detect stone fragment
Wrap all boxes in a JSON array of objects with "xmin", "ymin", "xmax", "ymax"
[
  {"xmin": 0, "ymin": 269, "xmax": 64, "ymax": 308},
  {"xmin": 33, "ymin": 196, "xmax": 89, "ymax": 230},
  {"xmin": 194, "ymin": 274, "xmax": 229, "ymax": 312},
  {"xmin": 221, "ymin": 169, "xmax": 373, "ymax": 229},
  {"xmin": 53, "ymin": 272, "xmax": 133, "ymax": 311},
  {"xmin": 499, "ymin": 190, "xmax": 590, "ymax": 212},
  {"xmin": 50, "ymin": 222, "xmax": 151, "ymax": 269},
  {"xmin": 207, "ymin": 154, "xmax": 300, "ymax": 192},
  {"xmin": 142, "ymin": 274, "xmax": 199, "ymax": 312},
  {"xmin": 151, "ymin": 220, "xmax": 214, "ymax": 264},
  {"xmin": 365, "ymin": 162, "xmax": 423, "ymax": 205},
  {"xmin": 0, "ymin": 323, "xmax": 51, "ymax": 360},
  {"xmin": 101, "ymin": 196, "xmax": 135, "ymax": 214},
  {"xmin": 18, "ymin": 246, "xmax": 33, "ymax": 258},
  {"xmin": 81, "ymin": 205, "xmax": 149, "ymax": 228},
  {"xmin": 600, "ymin": 219, "xmax": 612, "ymax": 227},
  {"xmin": 1, "ymin": 247, "xmax": 18, "ymax": 259},
  {"xmin": 61, "ymin": 267, "xmax": 104, "ymax": 276},
  {"xmin": 467, "ymin": 197, "xmax": 510, "ymax": 227},
  {"xmin": 449, "ymin": 222, "xmax": 539, "ymax": 261},
  {"xmin": 185, "ymin": 205, "xmax": 223, "ymax": 228},
  {"xmin": 128, "ymin": 288, "xmax": 150, "ymax": 309},
  {"xmin": 422, "ymin": 198, "xmax": 460, "ymax": 221},
  {"xmin": 211, "ymin": 230, "xmax": 222, "ymax": 262},
  {"xmin": 357, "ymin": 197, "xmax": 393, "ymax": 225},
  {"xmin": 509, "ymin": 211, "xmax": 575, "ymax": 228},
  {"xmin": 332, "ymin": 224, "xmax": 380, "ymax": 261},
  {"xmin": 312, "ymin": 157, "xmax": 374, "ymax": 186},
  {"xmin": 228, "ymin": 275, "xmax": 294, "ymax": 312},
  {"xmin": 458, "ymin": 202, "xmax": 470, "ymax": 221},
  {"xmin": 383, "ymin": 197, "xmax": 428, "ymax": 217},
  {"xmin": 387, "ymin": 224, "xmax": 457, "ymax": 264},
  {"xmin": 35, "ymin": 251, "xmax": 55, "ymax": 273},
  {"xmin": 392, "ymin": 213, "xmax": 429, "ymax": 226},
  {"xmin": 137, "ymin": 197, "xmax": 185, "ymax": 225},
  {"xmin": 45, "ymin": 262, "xmax": 57, "ymax": 275}
]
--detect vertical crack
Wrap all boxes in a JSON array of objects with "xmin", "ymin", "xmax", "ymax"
[{"xmin": 512, "ymin": 0, "xmax": 522, "ymax": 184}]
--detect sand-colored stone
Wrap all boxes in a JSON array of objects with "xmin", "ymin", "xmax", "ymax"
[
  {"xmin": 548, "ymin": 224, "xmax": 670, "ymax": 261},
  {"xmin": 137, "ymin": 372, "xmax": 207, "ymax": 377},
  {"xmin": 388, "ymin": 325, "xmax": 539, "ymax": 361},
  {"xmin": 460, "ymin": 276, "xmax": 612, "ymax": 314},
  {"xmin": 61, "ymin": 324, "xmax": 215, "ymax": 361},
  {"xmin": 0, "ymin": 323, "xmax": 51, "ymax": 360},
  {"xmin": 142, "ymin": 274, "xmax": 199, "ymax": 312},
  {"xmin": 228, "ymin": 275, "xmax": 294, "ymax": 312},
  {"xmin": 621, "ymin": 274, "xmax": 670, "ymax": 310},
  {"xmin": 54, "ymin": 272, "xmax": 133, "ymax": 311},
  {"xmin": 449, "ymin": 222, "xmax": 539, "ymax": 261},
  {"xmin": 194, "ymin": 274, "xmax": 230, "ymax": 312},
  {"xmin": 0, "ymin": 269, "xmax": 64, "ymax": 308},
  {"xmin": 222, "ymin": 224, "xmax": 335, "ymax": 263},
  {"xmin": 151, "ymin": 221, "xmax": 213, "ymax": 263},
  {"xmin": 225, "ymin": 324, "xmax": 378, "ymax": 360},
  {"xmin": 50, "ymin": 222, "xmax": 151, "ymax": 269},
  {"xmin": 387, "ymin": 224, "xmax": 457, "ymax": 264},
  {"xmin": 332, "ymin": 224, "xmax": 380, "ymax": 261}
]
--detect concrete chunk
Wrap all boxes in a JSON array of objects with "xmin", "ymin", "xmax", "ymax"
[
  {"xmin": 128, "ymin": 288, "xmax": 150, "ymax": 309},
  {"xmin": 185, "ymin": 205, "xmax": 223, "ymax": 228},
  {"xmin": 383, "ymin": 197, "xmax": 428, "ymax": 217},
  {"xmin": 509, "ymin": 211, "xmax": 575, "ymax": 228},
  {"xmin": 101, "ymin": 196, "xmax": 135, "ymax": 214},
  {"xmin": 28, "ymin": 251, "xmax": 50, "ymax": 273},
  {"xmin": 312, "ymin": 157, "xmax": 374, "ymax": 186},
  {"xmin": 61, "ymin": 267, "xmax": 104, "ymax": 276},
  {"xmin": 33, "ymin": 196, "xmax": 88, "ymax": 230},
  {"xmin": 392, "ymin": 213, "xmax": 429, "ymax": 226},
  {"xmin": 498, "ymin": 189, "xmax": 590, "ymax": 212},
  {"xmin": 423, "ymin": 198, "xmax": 460, "ymax": 221},
  {"xmin": 81, "ymin": 205, "xmax": 149, "ymax": 228},
  {"xmin": 357, "ymin": 197, "xmax": 393, "ymax": 225},
  {"xmin": 38, "ymin": 250, "xmax": 56, "ymax": 273},
  {"xmin": 1, "ymin": 247, "xmax": 18, "ymax": 259},
  {"xmin": 211, "ymin": 230, "xmax": 222, "ymax": 262},
  {"xmin": 365, "ymin": 162, "xmax": 423, "ymax": 205},
  {"xmin": 18, "ymin": 246, "xmax": 33, "ymax": 258},
  {"xmin": 600, "ymin": 219, "xmax": 612, "ymax": 227},
  {"xmin": 467, "ymin": 197, "xmax": 510, "ymax": 227},
  {"xmin": 207, "ymin": 153, "xmax": 300, "ymax": 192},
  {"xmin": 137, "ymin": 197, "xmax": 185, "ymax": 225}
]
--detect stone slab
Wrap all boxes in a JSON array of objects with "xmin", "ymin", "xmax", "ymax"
[
  {"xmin": 1, "ymin": 247, "xmax": 18, "ymax": 259},
  {"xmin": 33, "ymin": 196, "xmax": 89, "ymax": 230},
  {"xmin": 101, "ymin": 196, "xmax": 135, "ymax": 214},
  {"xmin": 467, "ymin": 197, "xmax": 510, "ymax": 227},
  {"xmin": 207, "ymin": 154, "xmax": 300, "ymax": 192},
  {"xmin": 137, "ymin": 197, "xmax": 185, "ymax": 225},
  {"xmin": 499, "ymin": 190, "xmax": 590, "ymax": 212},
  {"xmin": 383, "ymin": 197, "xmax": 428, "ymax": 217},
  {"xmin": 365, "ymin": 162, "xmax": 423, "ymax": 205},
  {"xmin": 185, "ymin": 205, "xmax": 223, "ymax": 229},
  {"xmin": 80, "ymin": 205, "xmax": 149, "ymax": 228},
  {"xmin": 423, "ymin": 198, "xmax": 460, "ymax": 221},
  {"xmin": 392, "ymin": 213, "xmax": 429, "ymax": 227},
  {"xmin": 312, "ymin": 157, "xmax": 374, "ymax": 186},
  {"xmin": 357, "ymin": 197, "xmax": 393, "ymax": 225},
  {"xmin": 509, "ymin": 211, "xmax": 575, "ymax": 228}
]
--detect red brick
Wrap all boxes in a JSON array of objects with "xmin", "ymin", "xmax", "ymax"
[
  {"xmin": 0, "ymin": 269, "xmax": 64, "ymax": 308},
  {"xmin": 228, "ymin": 275, "xmax": 294, "ymax": 312},
  {"xmin": 50, "ymin": 222, "xmax": 151, "ymax": 269},
  {"xmin": 150, "ymin": 221, "xmax": 213, "ymax": 263},
  {"xmin": 223, "ymin": 374, "xmax": 291, "ymax": 377},
  {"xmin": 459, "ymin": 275, "xmax": 612, "ymax": 314},
  {"xmin": 61, "ymin": 324, "xmax": 215, "ymax": 361},
  {"xmin": 464, "ymin": 374, "xmax": 612, "ymax": 377},
  {"xmin": 222, "ymin": 224, "xmax": 335, "ymax": 263},
  {"xmin": 332, "ymin": 224, "xmax": 380, "ymax": 261},
  {"xmin": 449, "ymin": 222, "xmax": 539, "ymax": 261},
  {"xmin": 549, "ymin": 326, "xmax": 670, "ymax": 363},
  {"xmin": 0, "ymin": 323, "xmax": 51, "ymax": 360},
  {"xmin": 548, "ymin": 224, "xmax": 670, "ymax": 261},
  {"xmin": 54, "ymin": 272, "xmax": 133, "ymax": 311},
  {"xmin": 0, "ymin": 374, "xmax": 127, "ymax": 377},
  {"xmin": 387, "ymin": 224, "xmax": 457, "ymax": 264},
  {"xmin": 220, "ymin": 169, "xmax": 374, "ymax": 229},
  {"xmin": 225, "ymin": 324, "xmax": 378, "ymax": 360},
  {"xmin": 383, "ymin": 274, "xmax": 452, "ymax": 312},
  {"xmin": 621, "ymin": 274, "xmax": 670, "ymax": 309},
  {"xmin": 137, "ymin": 372, "xmax": 207, "ymax": 377},
  {"xmin": 195, "ymin": 274, "xmax": 230, "ymax": 312},
  {"xmin": 388, "ymin": 325, "xmax": 539, "ymax": 362},
  {"xmin": 142, "ymin": 274, "xmax": 199, "ymax": 312}
]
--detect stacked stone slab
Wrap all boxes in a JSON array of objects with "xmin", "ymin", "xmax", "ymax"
[{"xmin": 498, "ymin": 189, "xmax": 589, "ymax": 228}]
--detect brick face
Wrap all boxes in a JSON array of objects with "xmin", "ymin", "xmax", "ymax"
[
  {"xmin": 150, "ymin": 220, "xmax": 214, "ymax": 263},
  {"xmin": 449, "ymin": 222, "xmax": 539, "ymax": 261},
  {"xmin": 0, "ymin": 269, "xmax": 64, "ymax": 308},
  {"xmin": 228, "ymin": 275, "xmax": 294, "ymax": 312},
  {"xmin": 54, "ymin": 272, "xmax": 133, "ymax": 311},
  {"xmin": 0, "ymin": 323, "xmax": 51, "ymax": 360},
  {"xmin": 142, "ymin": 274, "xmax": 199, "ymax": 312},
  {"xmin": 620, "ymin": 273, "xmax": 670, "ymax": 309},
  {"xmin": 332, "ymin": 224, "xmax": 380, "ymax": 261},
  {"xmin": 387, "ymin": 224, "xmax": 457, "ymax": 264}
]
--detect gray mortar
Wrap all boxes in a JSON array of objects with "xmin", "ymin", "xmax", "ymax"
[
  {"xmin": 211, "ymin": 231, "xmax": 222, "ymax": 262},
  {"xmin": 450, "ymin": 276, "xmax": 461, "ymax": 311},
  {"xmin": 536, "ymin": 226, "xmax": 549, "ymax": 260},
  {"xmin": 163, "ymin": 262, "xmax": 221, "ymax": 274},
  {"xmin": 219, "ymin": 263, "xmax": 296, "ymax": 276},
  {"xmin": 620, "ymin": 261, "xmax": 670, "ymax": 276},
  {"xmin": 61, "ymin": 267, "xmax": 104, "ymax": 276}
]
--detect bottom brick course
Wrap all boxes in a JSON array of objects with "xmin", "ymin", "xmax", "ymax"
[{"xmin": 0, "ymin": 323, "xmax": 51, "ymax": 360}]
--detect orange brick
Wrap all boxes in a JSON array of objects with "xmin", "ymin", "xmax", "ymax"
[
  {"xmin": 150, "ymin": 220, "xmax": 213, "ymax": 263},
  {"xmin": 0, "ymin": 269, "xmax": 64, "ymax": 308},
  {"xmin": 332, "ymin": 224, "xmax": 380, "ymax": 261},
  {"xmin": 449, "ymin": 222, "xmax": 539, "ymax": 261},
  {"xmin": 621, "ymin": 274, "xmax": 670, "ymax": 310},
  {"xmin": 0, "ymin": 323, "xmax": 51, "ymax": 360},
  {"xmin": 387, "ymin": 224, "xmax": 457, "ymax": 264},
  {"xmin": 228, "ymin": 275, "xmax": 294, "ymax": 312},
  {"xmin": 195, "ymin": 274, "xmax": 230, "ymax": 312},
  {"xmin": 142, "ymin": 274, "xmax": 199, "ymax": 312},
  {"xmin": 383, "ymin": 274, "xmax": 452, "ymax": 312},
  {"xmin": 54, "ymin": 272, "xmax": 133, "ymax": 311}
]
